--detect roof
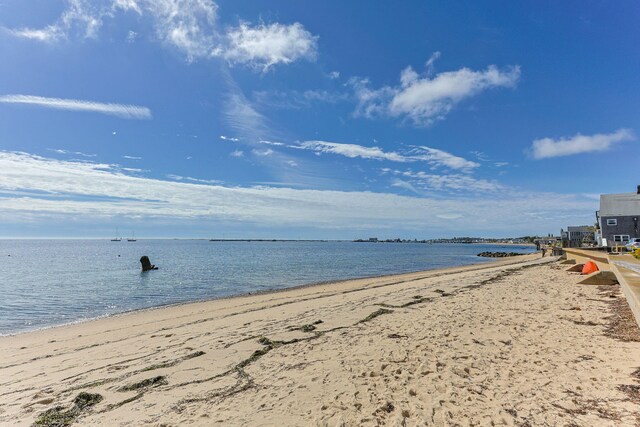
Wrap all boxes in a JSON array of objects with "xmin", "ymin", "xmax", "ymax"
[
  {"xmin": 567, "ymin": 226, "xmax": 593, "ymax": 232},
  {"xmin": 600, "ymin": 192, "xmax": 640, "ymax": 217}
]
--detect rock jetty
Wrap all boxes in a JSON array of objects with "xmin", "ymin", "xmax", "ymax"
[{"xmin": 477, "ymin": 251, "xmax": 525, "ymax": 258}]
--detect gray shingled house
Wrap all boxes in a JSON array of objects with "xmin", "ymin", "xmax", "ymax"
[
  {"xmin": 596, "ymin": 185, "xmax": 640, "ymax": 247},
  {"xmin": 561, "ymin": 226, "xmax": 595, "ymax": 248}
]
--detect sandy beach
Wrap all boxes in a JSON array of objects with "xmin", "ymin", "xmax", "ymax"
[{"xmin": 2, "ymin": 254, "xmax": 640, "ymax": 426}]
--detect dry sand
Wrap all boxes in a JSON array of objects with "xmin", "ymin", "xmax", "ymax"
[{"xmin": 2, "ymin": 254, "xmax": 640, "ymax": 426}]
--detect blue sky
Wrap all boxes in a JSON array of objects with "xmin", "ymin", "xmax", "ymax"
[{"xmin": 0, "ymin": 0, "xmax": 638, "ymax": 239}]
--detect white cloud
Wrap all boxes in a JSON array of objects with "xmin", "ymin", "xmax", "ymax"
[
  {"xmin": 230, "ymin": 150, "xmax": 244, "ymax": 157},
  {"xmin": 126, "ymin": 30, "xmax": 138, "ymax": 42},
  {"xmin": 0, "ymin": 151, "xmax": 595, "ymax": 233},
  {"xmin": 411, "ymin": 146, "xmax": 479, "ymax": 171},
  {"xmin": 391, "ymin": 178, "xmax": 420, "ymax": 194},
  {"xmin": 351, "ymin": 58, "xmax": 520, "ymax": 126},
  {"xmin": 120, "ymin": 167, "xmax": 147, "ymax": 173},
  {"xmin": 0, "ymin": 95, "xmax": 152, "ymax": 119},
  {"xmin": 436, "ymin": 213, "xmax": 463, "ymax": 220},
  {"xmin": 392, "ymin": 169, "xmax": 504, "ymax": 193},
  {"xmin": 113, "ymin": 0, "xmax": 142, "ymax": 14},
  {"xmin": 252, "ymin": 148, "xmax": 274, "ymax": 156},
  {"xmin": 220, "ymin": 135, "xmax": 240, "ymax": 141},
  {"xmin": 470, "ymin": 151, "xmax": 489, "ymax": 162},
  {"xmin": 258, "ymin": 140, "xmax": 285, "ymax": 146},
  {"xmin": 530, "ymin": 128, "xmax": 635, "ymax": 159},
  {"xmin": 49, "ymin": 148, "xmax": 96, "ymax": 158},
  {"xmin": 424, "ymin": 51, "xmax": 441, "ymax": 74},
  {"xmin": 223, "ymin": 22, "xmax": 317, "ymax": 71},
  {"xmin": 295, "ymin": 141, "xmax": 478, "ymax": 171},
  {"xmin": 6, "ymin": 1, "xmax": 318, "ymax": 70},
  {"xmin": 328, "ymin": 71, "xmax": 340, "ymax": 79},
  {"xmin": 222, "ymin": 81, "xmax": 274, "ymax": 141},
  {"xmin": 7, "ymin": 27, "xmax": 64, "ymax": 42},
  {"xmin": 133, "ymin": 0, "xmax": 218, "ymax": 61},
  {"xmin": 297, "ymin": 141, "xmax": 407, "ymax": 162},
  {"xmin": 122, "ymin": 155, "xmax": 142, "ymax": 160},
  {"xmin": 349, "ymin": 77, "xmax": 393, "ymax": 119},
  {"xmin": 166, "ymin": 174, "xmax": 222, "ymax": 184},
  {"xmin": 8, "ymin": 0, "xmax": 104, "ymax": 42}
]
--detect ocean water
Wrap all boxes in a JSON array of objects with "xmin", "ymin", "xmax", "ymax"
[{"xmin": 0, "ymin": 240, "xmax": 534, "ymax": 335}]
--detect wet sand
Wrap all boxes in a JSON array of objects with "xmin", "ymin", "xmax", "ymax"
[{"xmin": 2, "ymin": 254, "xmax": 640, "ymax": 426}]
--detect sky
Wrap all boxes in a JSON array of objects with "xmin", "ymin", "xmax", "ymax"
[{"xmin": 0, "ymin": 0, "xmax": 638, "ymax": 239}]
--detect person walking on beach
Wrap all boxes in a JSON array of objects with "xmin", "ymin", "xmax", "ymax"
[{"xmin": 541, "ymin": 247, "xmax": 546, "ymax": 257}]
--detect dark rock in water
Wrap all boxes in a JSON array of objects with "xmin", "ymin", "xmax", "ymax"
[
  {"xmin": 140, "ymin": 255, "xmax": 158, "ymax": 272},
  {"xmin": 477, "ymin": 251, "xmax": 525, "ymax": 258}
]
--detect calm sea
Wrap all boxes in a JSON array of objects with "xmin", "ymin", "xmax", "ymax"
[{"xmin": 0, "ymin": 240, "xmax": 534, "ymax": 335}]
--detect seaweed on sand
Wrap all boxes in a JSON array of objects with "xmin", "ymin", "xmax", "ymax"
[
  {"xmin": 33, "ymin": 392, "xmax": 103, "ymax": 426},
  {"xmin": 140, "ymin": 350, "xmax": 205, "ymax": 372},
  {"xmin": 118, "ymin": 376, "xmax": 167, "ymax": 392},
  {"xmin": 357, "ymin": 308, "xmax": 393, "ymax": 324}
]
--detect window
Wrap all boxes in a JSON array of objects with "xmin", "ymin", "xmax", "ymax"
[
  {"xmin": 607, "ymin": 219, "xmax": 617, "ymax": 226},
  {"xmin": 614, "ymin": 235, "xmax": 630, "ymax": 242}
]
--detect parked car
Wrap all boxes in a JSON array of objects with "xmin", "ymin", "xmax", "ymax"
[{"xmin": 626, "ymin": 238, "xmax": 640, "ymax": 251}]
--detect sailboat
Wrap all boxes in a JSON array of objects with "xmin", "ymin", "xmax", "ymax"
[
  {"xmin": 127, "ymin": 231, "xmax": 137, "ymax": 242},
  {"xmin": 111, "ymin": 228, "xmax": 122, "ymax": 242}
]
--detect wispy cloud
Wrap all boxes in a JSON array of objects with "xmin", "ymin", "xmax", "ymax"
[
  {"xmin": 230, "ymin": 150, "xmax": 244, "ymax": 157},
  {"xmin": 350, "ymin": 55, "xmax": 520, "ymax": 126},
  {"xmin": 7, "ymin": 0, "xmax": 219, "ymax": 60},
  {"xmin": 294, "ymin": 141, "xmax": 479, "ymax": 171},
  {"xmin": 131, "ymin": 0, "xmax": 218, "ymax": 61},
  {"xmin": 258, "ymin": 140, "xmax": 285, "ymax": 146},
  {"xmin": 220, "ymin": 135, "xmax": 239, "ymax": 142},
  {"xmin": 0, "ymin": 95, "xmax": 152, "ymax": 119},
  {"xmin": 252, "ymin": 148, "xmax": 274, "ymax": 157},
  {"xmin": 297, "ymin": 141, "xmax": 407, "ymax": 162},
  {"xmin": 122, "ymin": 155, "xmax": 142, "ymax": 160},
  {"xmin": 126, "ymin": 29, "xmax": 138, "ymax": 42},
  {"xmin": 471, "ymin": 151, "xmax": 490, "ymax": 162},
  {"xmin": 6, "ymin": 1, "xmax": 319, "ymax": 71},
  {"xmin": 389, "ymin": 169, "xmax": 504, "ymax": 193},
  {"xmin": 223, "ymin": 22, "xmax": 317, "ymax": 71},
  {"xmin": 253, "ymin": 89, "xmax": 347, "ymax": 109},
  {"xmin": 410, "ymin": 146, "xmax": 479, "ymax": 171},
  {"xmin": 223, "ymin": 90, "xmax": 272, "ymax": 140},
  {"xmin": 49, "ymin": 148, "xmax": 96, "ymax": 158},
  {"xmin": 0, "ymin": 150, "xmax": 595, "ymax": 233},
  {"xmin": 7, "ymin": 27, "xmax": 64, "ymax": 42},
  {"xmin": 391, "ymin": 178, "xmax": 420, "ymax": 194},
  {"xmin": 530, "ymin": 128, "xmax": 635, "ymax": 159},
  {"xmin": 166, "ymin": 174, "xmax": 223, "ymax": 185},
  {"xmin": 120, "ymin": 167, "xmax": 148, "ymax": 173},
  {"xmin": 6, "ymin": 0, "xmax": 102, "ymax": 42}
]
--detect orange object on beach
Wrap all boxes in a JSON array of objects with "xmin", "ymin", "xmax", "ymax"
[{"xmin": 581, "ymin": 261, "xmax": 599, "ymax": 275}]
